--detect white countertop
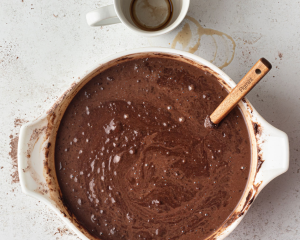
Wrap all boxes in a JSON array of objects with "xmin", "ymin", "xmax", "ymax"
[{"xmin": 1, "ymin": 0, "xmax": 299, "ymax": 239}]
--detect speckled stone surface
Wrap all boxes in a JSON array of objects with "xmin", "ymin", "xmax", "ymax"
[{"xmin": 0, "ymin": 0, "xmax": 299, "ymax": 239}]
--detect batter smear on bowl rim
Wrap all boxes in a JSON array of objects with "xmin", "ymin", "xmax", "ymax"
[{"xmin": 55, "ymin": 56, "xmax": 251, "ymax": 239}]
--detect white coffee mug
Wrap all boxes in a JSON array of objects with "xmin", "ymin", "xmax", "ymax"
[{"xmin": 86, "ymin": 0, "xmax": 190, "ymax": 37}]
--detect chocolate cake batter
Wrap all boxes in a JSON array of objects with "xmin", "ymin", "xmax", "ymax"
[{"xmin": 55, "ymin": 56, "xmax": 251, "ymax": 240}]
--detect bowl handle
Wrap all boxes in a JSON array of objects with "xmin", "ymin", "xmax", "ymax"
[
  {"xmin": 255, "ymin": 118, "xmax": 289, "ymax": 190},
  {"xmin": 18, "ymin": 116, "xmax": 91, "ymax": 240},
  {"xmin": 18, "ymin": 116, "xmax": 51, "ymax": 200}
]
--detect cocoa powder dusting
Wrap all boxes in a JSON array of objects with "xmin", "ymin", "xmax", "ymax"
[
  {"xmin": 9, "ymin": 134, "xmax": 19, "ymax": 184},
  {"xmin": 54, "ymin": 227, "xmax": 73, "ymax": 236}
]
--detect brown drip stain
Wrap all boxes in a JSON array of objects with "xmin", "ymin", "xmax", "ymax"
[
  {"xmin": 171, "ymin": 16, "xmax": 236, "ymax": 69},
  {"xmin": 171, "ymin": 23, "xmax": 192, "ymax": 49}
]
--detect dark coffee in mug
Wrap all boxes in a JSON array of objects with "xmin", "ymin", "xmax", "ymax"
[{"xmin": 130, "ymin": 0, "xmax": 173, "ymax": 31}]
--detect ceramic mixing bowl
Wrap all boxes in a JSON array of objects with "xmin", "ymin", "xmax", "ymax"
[{"xmin": 18, "ymin": 48, "xmax": 289, "ymax": 240}]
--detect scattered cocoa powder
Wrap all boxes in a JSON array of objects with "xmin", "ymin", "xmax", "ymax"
[
  {"xmin": 9, "ymin": 135, "xmax": 19, "ymax": 184},
  {"xmin": 54, "ymin": 227, "xmax": 75, "ymax": 237}
]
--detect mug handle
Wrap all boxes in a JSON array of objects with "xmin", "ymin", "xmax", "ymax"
[{"xmin": 86, "ymin": 5, "xmax": 121, "ymax": 27}]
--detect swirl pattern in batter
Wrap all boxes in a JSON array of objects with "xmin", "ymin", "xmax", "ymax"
[{"xmin": 55, "ymin": 56, "xmax": 251, "ymax": 240}]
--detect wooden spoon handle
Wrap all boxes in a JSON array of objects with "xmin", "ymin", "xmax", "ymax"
[{"xmin": 210, "ymin": 58, "xmax": 272, "ymax": 125}]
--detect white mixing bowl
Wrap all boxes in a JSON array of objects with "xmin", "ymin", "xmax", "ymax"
[{"xmin": 18, "ymin": 48, "xmax": 289, "ymax": 240}]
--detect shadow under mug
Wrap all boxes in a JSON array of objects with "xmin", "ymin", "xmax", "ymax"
[{"xmin": 86, "ymin": 0, "xmax": 190, "ymax": 37}]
